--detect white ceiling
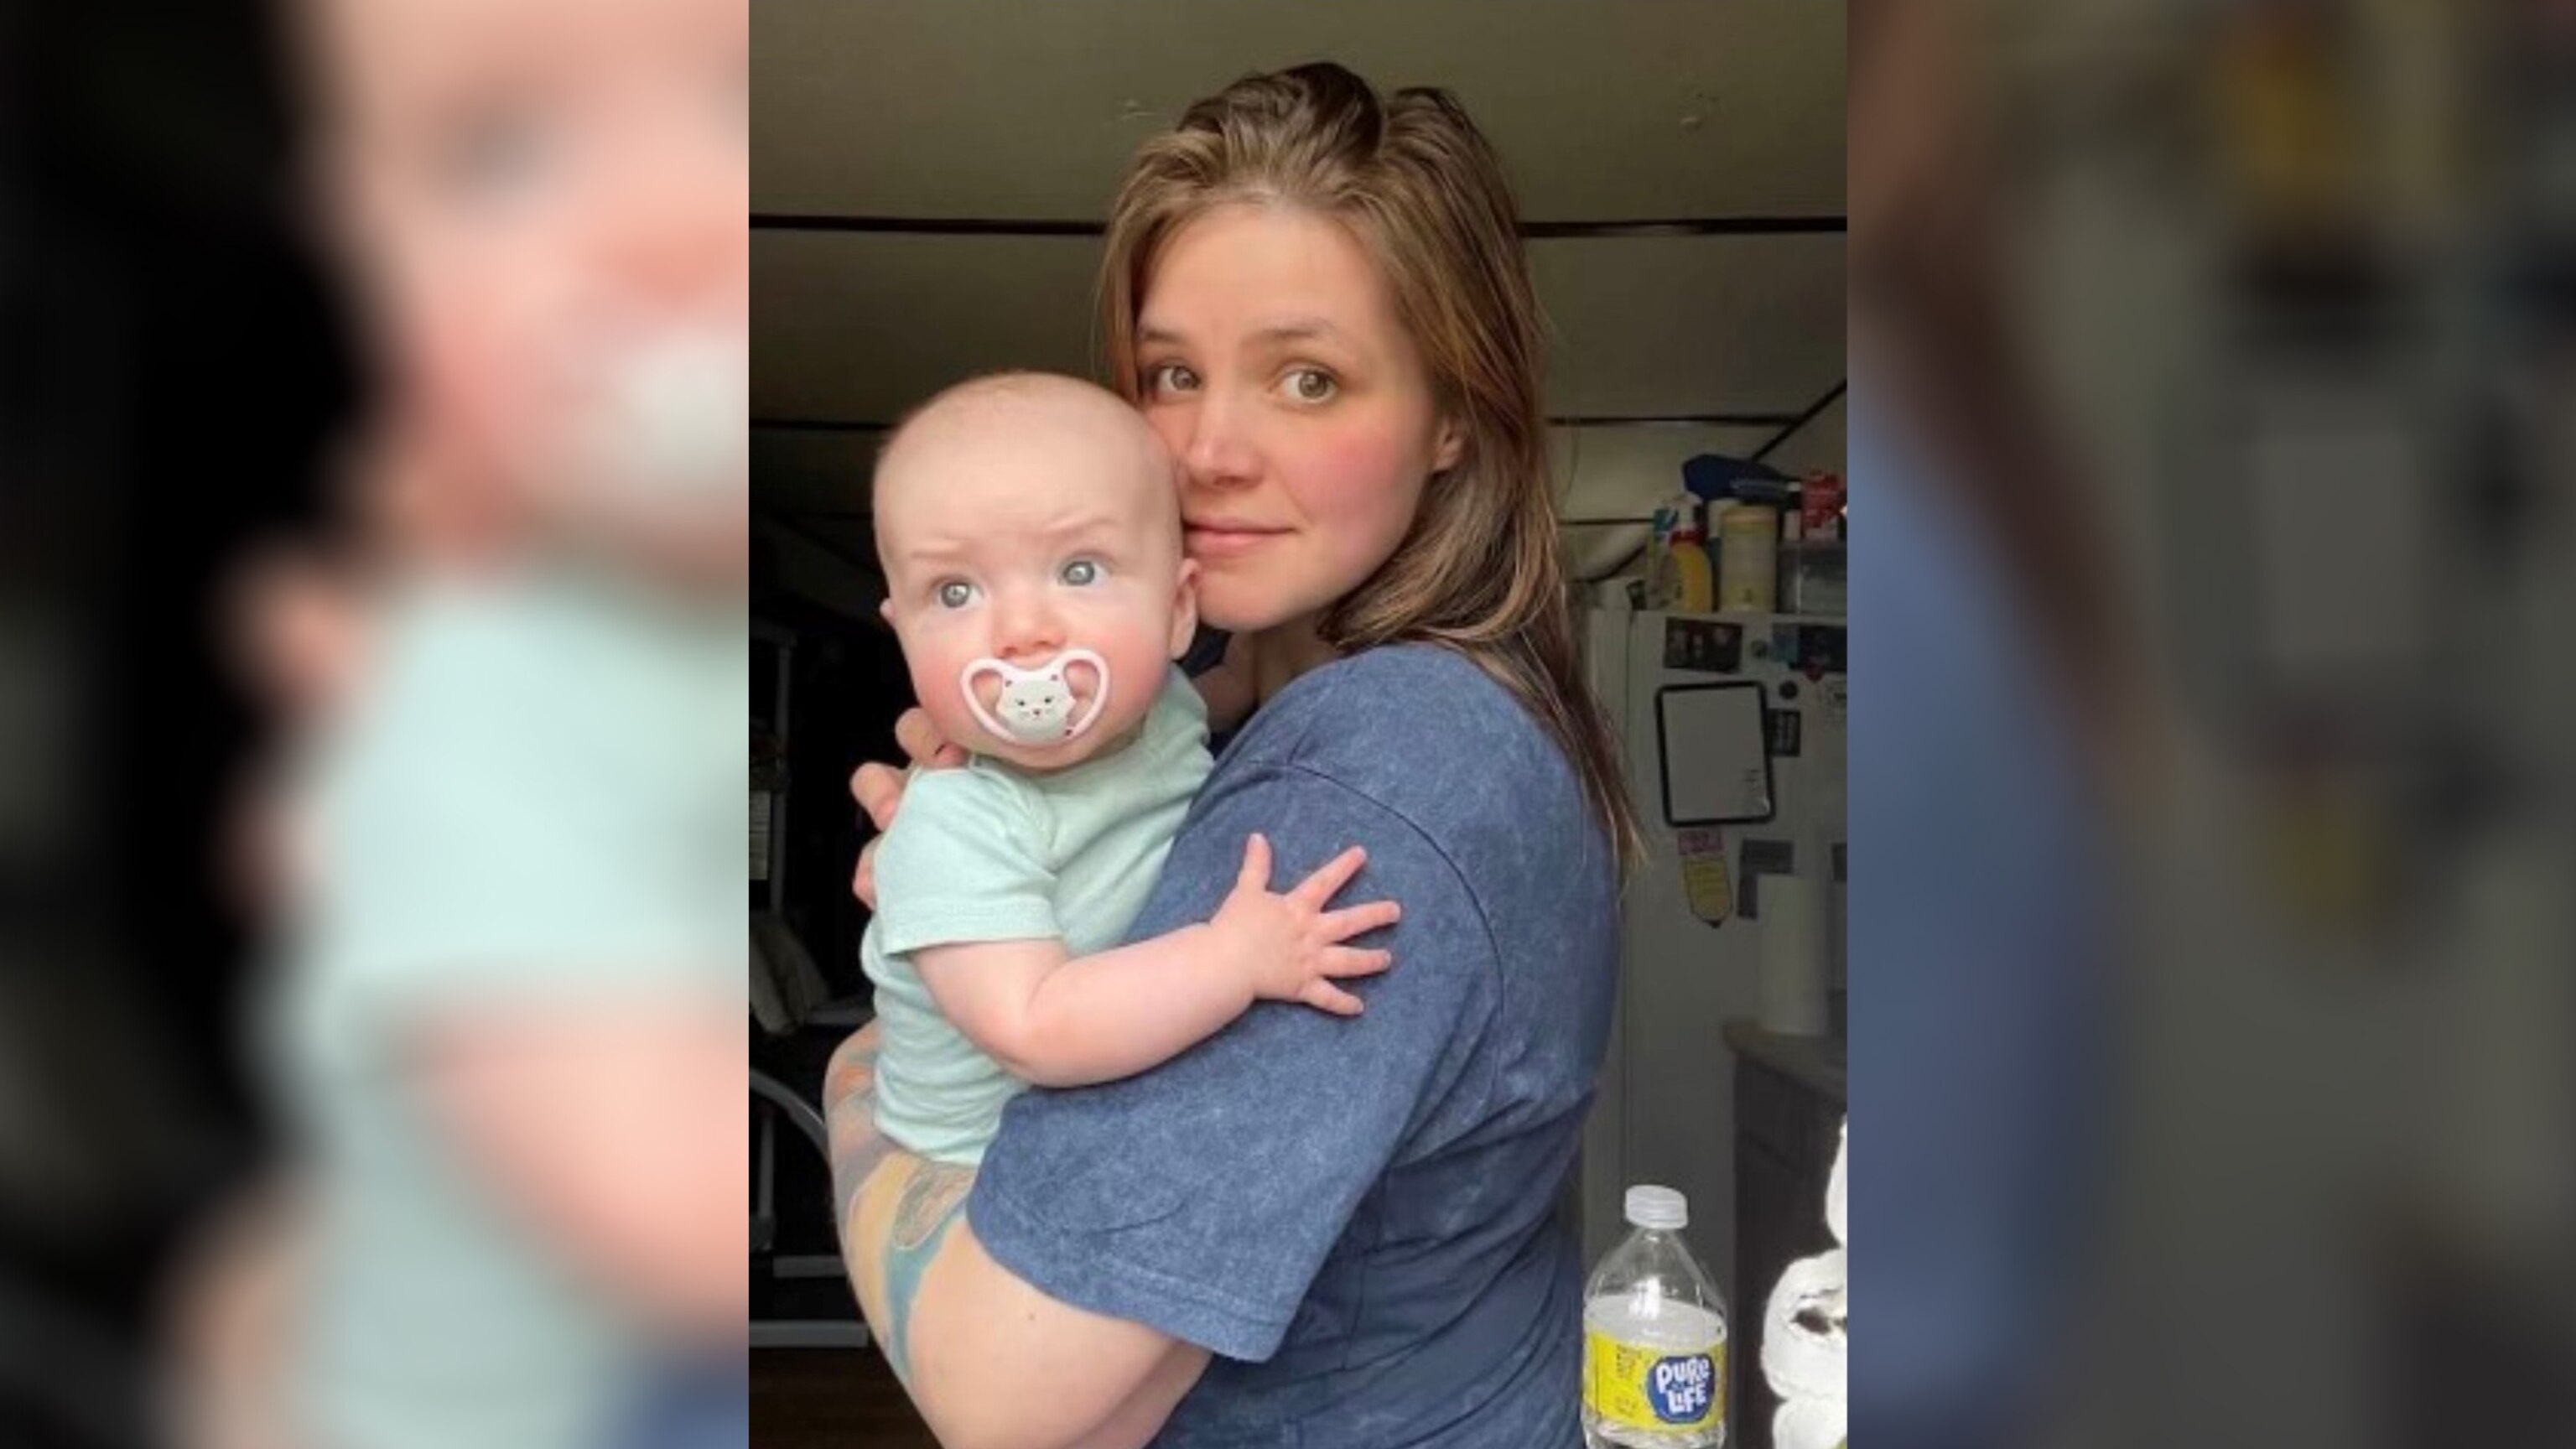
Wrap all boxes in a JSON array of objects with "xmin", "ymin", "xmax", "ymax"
[{"xmin": 752, "ymin": 0, "xmax": 1846, "ymax": 585}]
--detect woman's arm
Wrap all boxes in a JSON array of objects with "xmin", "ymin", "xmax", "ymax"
[
  {"xmin": 825, "ymin": 1025, "xmax": 1207, "ymax": 1449},
  {"xmin": 826, "ymin": 1019, "xmax": 899, "ymax": 1235},
  {"xmin": 907, "ymin": 1223, "xmax": 1209, "ymax": 1449}
]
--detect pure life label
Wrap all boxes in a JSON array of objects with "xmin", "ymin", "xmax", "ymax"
[
  {"xmin": 1583, "ymin": 1324, "xmax": 1724, "ymax": 1436},
  {"xmin": 1649, "ymin": 1353, "xmax": 1716, "ymax": 1422}
]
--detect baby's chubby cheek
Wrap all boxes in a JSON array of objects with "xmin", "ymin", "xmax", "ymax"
[
  {"xmin": 901, "ymin": 647, "xmax": 984, "ymax": 750},
  {"xmin": 381, "ymin": 298, "xmax": 557, "ymax": 493}
]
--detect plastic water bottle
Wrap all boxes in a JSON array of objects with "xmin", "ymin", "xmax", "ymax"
[{"xmin": 1582, "ymin": 1186, "xmax": 1728, "ymax": 1447}]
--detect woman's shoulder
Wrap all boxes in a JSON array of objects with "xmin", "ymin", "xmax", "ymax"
[
  {"xmin": 1221, "ymin": 643, "xmax": 1593, "ymax": 845},
  {"xmin": 1237, "ymin": 642, "xmax": 1519, "ymax": 752}
]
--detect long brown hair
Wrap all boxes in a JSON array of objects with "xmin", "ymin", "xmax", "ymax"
[
  {"xmin": 1098, "ymin": 63, "xmax": 1642, "ymax": 865},
  {"xmin": 1851, "ymin": 0, "xmax": 2153, "ymax": 782}
]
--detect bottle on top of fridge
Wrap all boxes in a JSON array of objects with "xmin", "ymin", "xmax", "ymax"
[
  {"xmin": 1663, "ymin": 512, "xmax": 1716, "ymax": 613},
  {"xmin": 1582, "ymin": 1186, "xmax": 1729, "ymax": 1447},
  {"xmin": 1642, "ymin": 495, "xmax": 1684, "ymax": 605}
]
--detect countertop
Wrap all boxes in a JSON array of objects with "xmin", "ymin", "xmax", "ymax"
[{"xmin": 1723, "ymin": 1021, "xmax": 1846, "ymax": 1105}]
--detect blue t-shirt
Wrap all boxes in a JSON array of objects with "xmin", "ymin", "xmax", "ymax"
[{"xmin": 970, "ymin": 644, "xmax": 1619, "ymax": 1447}]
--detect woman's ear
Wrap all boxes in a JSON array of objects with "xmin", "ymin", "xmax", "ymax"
[
  {"xmin": 1167, "ymin": 558, "xmax": 1202, "ymax": 658},
  {"xmin": 1432, "ymin": 418, "xmax": 1466, "ymax": 474}
]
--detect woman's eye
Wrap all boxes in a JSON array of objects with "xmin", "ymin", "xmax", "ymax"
[
  {"xmin": 1144, "ymin": 362, "xmax": 1199, "ymax": 397},
  {"xmin": 935, "ymin": 580, "xmax": 977, "ymax": 608},
  {"xmin": 1283, "ymin": 367, "xmax": 1337, "ymax": 403},
  {"xmin": 1059, "ymin": 558, "xmax": 1102, "ymax": 587}
]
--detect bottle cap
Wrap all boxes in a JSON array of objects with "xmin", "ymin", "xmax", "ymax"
[{"xmin": 1625, "ymin": 1184, "xmax": 1688, "ymax": 1230}]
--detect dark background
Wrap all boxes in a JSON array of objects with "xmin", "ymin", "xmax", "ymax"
[{"xmin": 3, "ymin": 0, "xmax": 351, "ymax": 1438}]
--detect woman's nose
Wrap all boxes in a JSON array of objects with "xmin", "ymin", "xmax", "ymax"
[{"xmin": 1179, "ymin": 393, "xmax": 1259, "ymax": 490}]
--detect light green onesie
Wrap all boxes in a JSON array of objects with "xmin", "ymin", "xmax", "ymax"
[
  {"xmin": 861, "ymin": 667, "xmax": 1210, "ymax": 1166},
  {"xmin": 272, "ymin": 566, "xmax": 743, "ymax": 1449}
]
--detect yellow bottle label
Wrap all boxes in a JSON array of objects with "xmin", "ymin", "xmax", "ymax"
[
  {"xmin": 1668, "ymin": 543, "xmax": 1716, "ymax": 613},
  {"xmin": 1584, "ymin": 1328, "xmax": 1723, "ymax": 1432}
]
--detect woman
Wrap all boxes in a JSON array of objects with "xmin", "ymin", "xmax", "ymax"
[{"xmin": 831, "ymin": 63, "xmax": 1633, "ymax": 1448}]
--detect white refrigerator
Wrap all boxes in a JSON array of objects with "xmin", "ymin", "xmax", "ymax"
[{"xmin": 1573, "ymin": 602, "xmax": 1848, "ymax": 1287}]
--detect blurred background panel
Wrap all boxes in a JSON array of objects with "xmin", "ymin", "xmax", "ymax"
[
  {"xmin": 1849, "ymin": 0, "xmax": 2576, "ymax": 1443},
  {"xmin": 2, "ymin": 0, "xmax": 356, "ymax": 1441}
]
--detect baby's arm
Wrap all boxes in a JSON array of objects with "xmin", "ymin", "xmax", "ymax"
[{"xmin": 912, "ymin": 835, "xmax": 1400, "ymax": 1088}]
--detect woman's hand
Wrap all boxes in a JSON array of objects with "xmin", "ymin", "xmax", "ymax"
[{"xmin": 849, "ymin": 709, "xmax": 968, "ymax": 909}]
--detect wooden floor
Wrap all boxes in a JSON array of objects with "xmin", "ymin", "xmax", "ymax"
[{"xmin": 751, "ymin": 1346, "xmax": 940, "ymax": 1448}]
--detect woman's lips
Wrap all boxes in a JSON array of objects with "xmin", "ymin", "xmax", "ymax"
[{"xmin": 1186, "ymin": 523, "xmax": 1287, "ymax": 559}]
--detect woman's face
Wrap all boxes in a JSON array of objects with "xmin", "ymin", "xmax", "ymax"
[{"xmin": 1133, "ymin": 204, "xmax": 1462, "ymax": 635}]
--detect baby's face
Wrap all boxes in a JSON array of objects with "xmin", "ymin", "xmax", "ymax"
[
  {"xmin": 876, "ymin": 391, "xmax": 1197, "ymax": 771},
  {"xmin": 306, "ymin": 0, "xmax": 748, "ymax": 565}
]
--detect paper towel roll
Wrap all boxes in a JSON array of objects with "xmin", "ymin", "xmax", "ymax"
[{"xmin": 1758, "ymin": 875, "xmax": 1830, "ymax": 1036}]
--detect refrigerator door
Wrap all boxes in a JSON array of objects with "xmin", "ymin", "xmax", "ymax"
[{"xmin": 1576, "ymin": 609, "xmax": 1846, "ymax": 1280}]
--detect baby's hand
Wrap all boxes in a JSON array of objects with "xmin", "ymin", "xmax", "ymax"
[{"xmin": 1208, "ymin": 834, "xmax": 1401, "ymax": 1016}]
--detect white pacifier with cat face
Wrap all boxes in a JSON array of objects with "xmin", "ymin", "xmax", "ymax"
[
  {"xmin": 542, "ymin": 323, "xmax": 750, "ymax": 522},
  {"xmin": 958, "ymin": 649, "xmax": 1111, "ymax": 746}
]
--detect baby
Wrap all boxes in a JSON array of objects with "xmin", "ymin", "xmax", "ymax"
[
  {"xmin": 856, "ymin": 374, "xmax": 1397, "ymax": 1358},
  {"xmin": 215, "ymin": 2, "xmax": 750, "ymax": 1449}
]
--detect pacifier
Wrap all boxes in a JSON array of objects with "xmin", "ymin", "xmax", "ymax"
[
  {"xmin": 958, "ymin": 649, "xmax": 1111, "ymax": 746},
  {"xmin": 542, "ymin": 324, "xmax": 750, "ymax": 519}
]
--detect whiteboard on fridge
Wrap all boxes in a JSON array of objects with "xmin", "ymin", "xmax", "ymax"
[{"xmin": 1654, "ymin": 681, "xmax": 1774, "ymax": 825}]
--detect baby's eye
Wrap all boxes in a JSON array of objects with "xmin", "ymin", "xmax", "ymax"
[
  {"xmin": 935, "ymin": 580, "xmax": 978, "ymax": 609},
  {"xmin": 439, "ymin": 106, "xmax": 558, "ymax": 202},
  {"xmin": 1059, "ymin": 558, "xmax": 1103, "ymax": 587}
]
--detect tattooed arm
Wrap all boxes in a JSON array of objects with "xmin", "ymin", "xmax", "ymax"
[
  {"xmin": 826, "ymin": 1019, "xmax": 974, "ymax": 1386},
  {"xmin": 824, "ymin": 1020, "xmax": 896, "ymax": 1239},
  {"xmin": 823, "ymin": 1021, "xmax": 1013, "ymax": 1400},
  {"xmin": 826, "ymin": 1022, "xmax": 1199, "ymax": 1449}
]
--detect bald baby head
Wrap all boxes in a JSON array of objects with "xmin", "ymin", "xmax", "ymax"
[{"xmin": 872, "ymin": 373, "xmax": 1180, "ymax": 565}]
